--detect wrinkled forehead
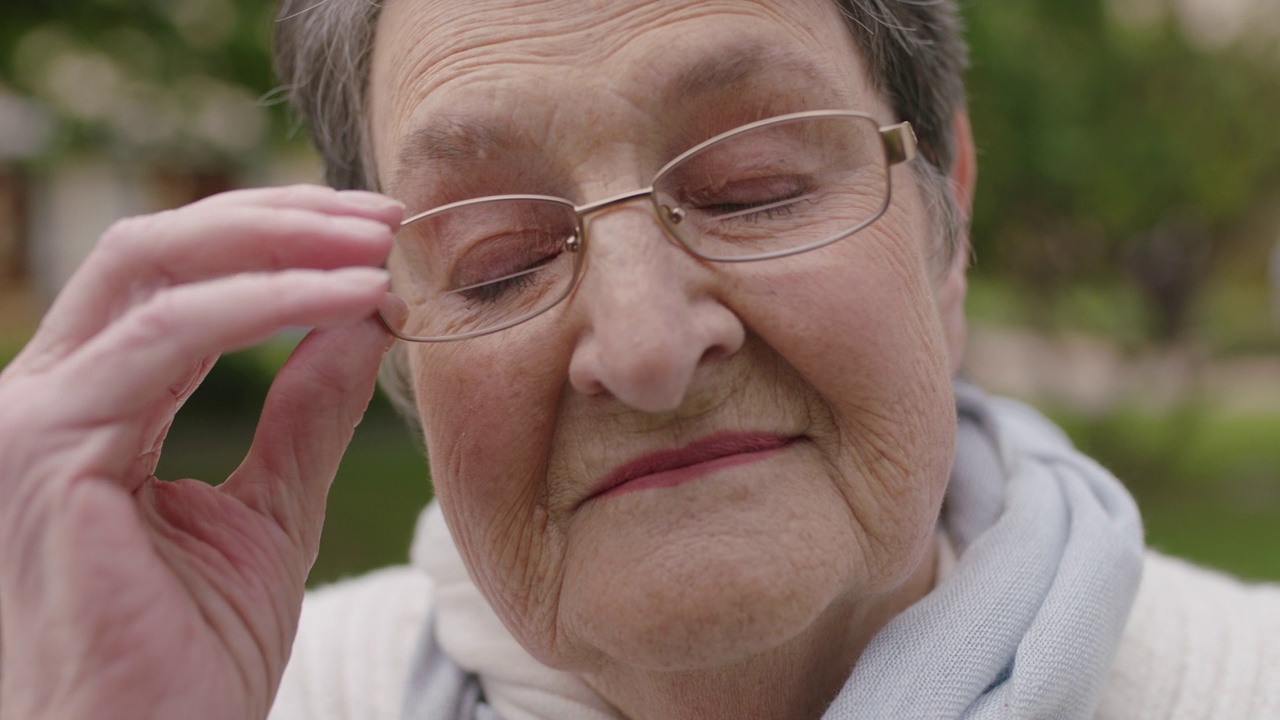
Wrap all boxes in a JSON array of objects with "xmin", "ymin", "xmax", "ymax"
[{"xmin": 370, "ymin": 0, "xmax": 881, "ymax": 191}]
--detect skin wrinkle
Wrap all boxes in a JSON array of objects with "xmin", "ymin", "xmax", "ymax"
[
  {"xmin": 371, "ymin": 1, "xmax": 972, "ymax": 717},
  {"xmin": 428, "ymin": 362, "xmax": 569, "ymax": 659},
  {"xmin": 3, "ymin": 476, "xmax": 82, "ymax": 614},
  {"xmin": 62, "ymin": 513, "xmax": 199, "ymax": 696},
  {"xmin": 135, "ymin": 490, "xmax": 263, "ymax": 708},
  {"xmin": 790, "ymin": 196, "xmax": 950, "ymax": 554},
  {"xmin": 393, "ymin": 47, "xmax": 845, "ymax": 197},
  {"xmin": 823, "ymin": 426, "xmax": 909, "ymax": 582},
  {"xmin": 372, "ymin": 2, "xmax": 868, "ymax": 184},
  {"xmin": 23, "ymin": 416, "xmax": 145, "ymax": 499}
]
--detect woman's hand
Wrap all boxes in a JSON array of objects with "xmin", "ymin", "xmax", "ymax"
[{"xmin": 0, "ymin": 186, "xmax": 403, "ymax": 720}]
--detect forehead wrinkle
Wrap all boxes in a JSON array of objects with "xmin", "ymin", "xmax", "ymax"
[
  {"xmin": 387, "ymin": 41, "xmax": 847, "ymax": 184},
  {"xmin": 375, "ymin": 0, "xmax": 878, "ymax": 195},
  {"xmin": 375, "ymin": 0, "xmax": 647, "ymax": 120},
  {"xmin": 374, "ymin": 0, "xmax": 846, "ymax": 118}
]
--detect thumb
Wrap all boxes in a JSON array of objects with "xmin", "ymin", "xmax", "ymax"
[{"xmin": 224, "ymin": 310, "xmax": 396, "ymax": 560}]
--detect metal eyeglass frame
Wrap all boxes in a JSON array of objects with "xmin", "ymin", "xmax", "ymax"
[{"xmin": 380, "ymin": 109, "xmax": 919, "ymax": 342}]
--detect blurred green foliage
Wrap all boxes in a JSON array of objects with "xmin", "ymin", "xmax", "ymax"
[
  {"xmin": 135, "ymin": 340, "xmax": 432, "ymax": 585},
  {"xmin": 155, "ymin": 391, "xmax": 433, "ymax": 587},
  {"xmin": 965, "ymin": 0, "xmax": 1280, "ymax": 343},
  {"xmin": 1, "ymin": 0, "xmax": 291, "ymax": 167},
  {"xmin": 970, "ymin": 2, "xmax": 1280, "ymax": 243},
  {"xmin": 1049, "ymin": 404, "xmax": 1280, "ymax": 580}
]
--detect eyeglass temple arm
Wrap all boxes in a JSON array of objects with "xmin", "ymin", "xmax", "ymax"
[{"xmin": 880, "ymin": 122, "xmax": 918, "ymax": 166}]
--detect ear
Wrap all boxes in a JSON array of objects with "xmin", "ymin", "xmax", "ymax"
[
  {"xmin": 934, "ymin": 110, "xmax": 976, "ymax": 377},
  {"xmin": 948, "ymin": 111, "xmax": 977, "ymax": 219}
]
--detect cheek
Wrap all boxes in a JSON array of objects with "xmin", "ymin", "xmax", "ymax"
[
  {"xmin": 410, "ymin": 335, "xmax": 573, "ymax": 643},
  {"xmin": 741, "ymin": 210, "xmax": 955, "ymax": 579}
]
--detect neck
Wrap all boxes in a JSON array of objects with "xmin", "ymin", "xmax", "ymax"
[{"xmin": 584, "ymin": 540, "xmax": 938, "ymax": 720}]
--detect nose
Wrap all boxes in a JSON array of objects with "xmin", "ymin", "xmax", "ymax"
[{"xmin": 566, "ymin": 206, "xmax": 745, "ymax": 412}]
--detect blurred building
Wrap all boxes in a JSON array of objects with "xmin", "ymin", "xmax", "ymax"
[
  {"xmin": 0, "ymin": 90, "xmax": 47, "ymax": 335},
  {"xmin": 0, "ymin": 87, "xmax": 319, "ymax": 337},
  {"xmin": 0, "ymin": 3, "xmax": 324, "ymax": 337}
]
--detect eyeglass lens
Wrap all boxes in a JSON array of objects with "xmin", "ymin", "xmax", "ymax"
[{"xmin": 389, "ymin": 113, "xmax": 889, "ymax": 341}]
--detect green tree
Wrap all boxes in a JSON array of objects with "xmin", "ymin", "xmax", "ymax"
[
  {"xmin": 965, "ymin": 0, "xmax": 1280, "ymax": 343},
  {"xmin": 1, "ymin": 0, "xmax": 288, "ymax": 167}
]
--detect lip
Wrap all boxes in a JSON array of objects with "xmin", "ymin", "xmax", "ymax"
[{"xmin": 582, "ymin": 432, "xmax": 796, "ymax": 505}]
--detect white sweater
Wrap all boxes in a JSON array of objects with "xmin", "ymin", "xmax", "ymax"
[
  {"xmin": 1095, "ymin": 553, "xmax": 1280, "ymax": 719},
  {"xmin": 269, "ymin": 565, "xmax": 433, "ymax": 720},
  {"xmin": 269, "ymin": 551, "xmax": 1280, "ymax": 719}
]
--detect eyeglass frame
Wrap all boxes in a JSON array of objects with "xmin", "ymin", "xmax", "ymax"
[{"xmin": 379, "ymin": 109, "xmax": 919, "ymax": 342}]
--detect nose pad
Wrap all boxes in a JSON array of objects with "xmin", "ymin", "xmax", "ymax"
[{"xmin": 566, "ymin": 210, "xmax": 745, "ymax": 412}]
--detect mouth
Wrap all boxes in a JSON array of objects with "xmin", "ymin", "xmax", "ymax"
[{"xmin": 582, "ymin": 432, "xmax": 797, "ymax": 505}]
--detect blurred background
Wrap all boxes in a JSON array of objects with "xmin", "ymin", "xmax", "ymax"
[{"xmin": 1, "ymin": 0, "xmax": 1278, "ymax": 585}]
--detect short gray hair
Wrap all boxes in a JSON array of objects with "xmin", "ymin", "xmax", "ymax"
[{"xmin": 272, "ymin": 0, "xmax": 970, "ymax": 430}]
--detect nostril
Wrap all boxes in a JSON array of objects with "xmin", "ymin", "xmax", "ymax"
[{"xmin": 700, "ymin": 343, "xmax": 729, "ymax": 365}]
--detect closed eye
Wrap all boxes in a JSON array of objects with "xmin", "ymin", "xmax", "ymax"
[
  {"xmin": 701, "ymin": 189, "xmax": 818, "ymax": 220},
  {"xmin": 451, "ymin": 254, "xmax": 559, "ymax": 305}
]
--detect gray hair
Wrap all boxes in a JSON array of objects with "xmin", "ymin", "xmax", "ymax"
[{"xmin": 272, "ymin": 0, "xmax": 970, "ymax": 431}]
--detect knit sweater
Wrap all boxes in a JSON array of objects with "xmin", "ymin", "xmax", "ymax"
[
  {"xmin": 268, "ymin": 550, "xmax": 1280, "ymax": 719},
  {"xmin": 1096, "ymin": 553, "xmax": 1280, "ymax": 718}
]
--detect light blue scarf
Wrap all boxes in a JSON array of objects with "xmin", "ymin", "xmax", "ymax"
[{"xmin": 402, "ymin": 384, "xmax": 1145, "ymax": 719}]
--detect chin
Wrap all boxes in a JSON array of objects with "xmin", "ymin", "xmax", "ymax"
[{"xmin": 558, "ymin": 513, "xmax": 863, "ymax": 672}]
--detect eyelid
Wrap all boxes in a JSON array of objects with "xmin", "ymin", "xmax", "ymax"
[
  {"xmin": 704, "ymin": 191, "xmax": 818, "ymax": 221},
  {"xmin": 448, "ymin": 228, "xmax": 566, "ymax": 286},
  {"xmin": 450, "ymin": 263, "xmax": 544, "ymax": 296}
]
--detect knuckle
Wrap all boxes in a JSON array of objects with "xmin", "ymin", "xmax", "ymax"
[
  {"xmin": 125, "ymin": 290, "xmax": 185, "ymax": 345},
  {"xmin": 93, "ymin": 212, "xmax": 183, "ymax": 295},
  {"xmin": 92, "ymin": 212, "xmax": 176, "ymax": 281},
  {"xmin": 95, "ymin": 214, "xmax": 154, "ymax": 257}
]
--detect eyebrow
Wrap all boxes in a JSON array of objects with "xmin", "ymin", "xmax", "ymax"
[
  {"xmin": 665, "ymin": 43, "xmax": 829, "ymax": 105},
  {"xmin": 390, "ymin": 42, "xmax": 836, "ymax": 190},
  {"xmin": 394, "ymin": 117, "xmax": 512, "ymax": 176}
]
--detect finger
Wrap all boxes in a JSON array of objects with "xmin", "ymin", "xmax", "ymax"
[
  {"xmin": 224, "ymin": 313, "xmax": 392, "ymax": 556},
  {"xmin": 24, "ymin": 200, "xmax": 398, "ymax": 364},
  {"xmin": 53, "ymin": 267, "xmax": 389, "ymax": 428},
  {"xmin": 195, "ymin": 185, "xmax": 405, "ymax": 228}
]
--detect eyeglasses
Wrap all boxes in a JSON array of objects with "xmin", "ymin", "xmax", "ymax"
[{"xmin": 381, "ymin": 109, "xmax": 917, "ymax": 342}]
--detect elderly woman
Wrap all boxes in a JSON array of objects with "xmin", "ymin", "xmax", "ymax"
[{"xmin": 1, "ymin": 1, "xmax": 1277, "ymax": 719}]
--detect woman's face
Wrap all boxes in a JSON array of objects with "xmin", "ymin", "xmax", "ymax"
[{"xmin": 371, "ymin": 0, "xmax": 959, "ymax": 676}]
